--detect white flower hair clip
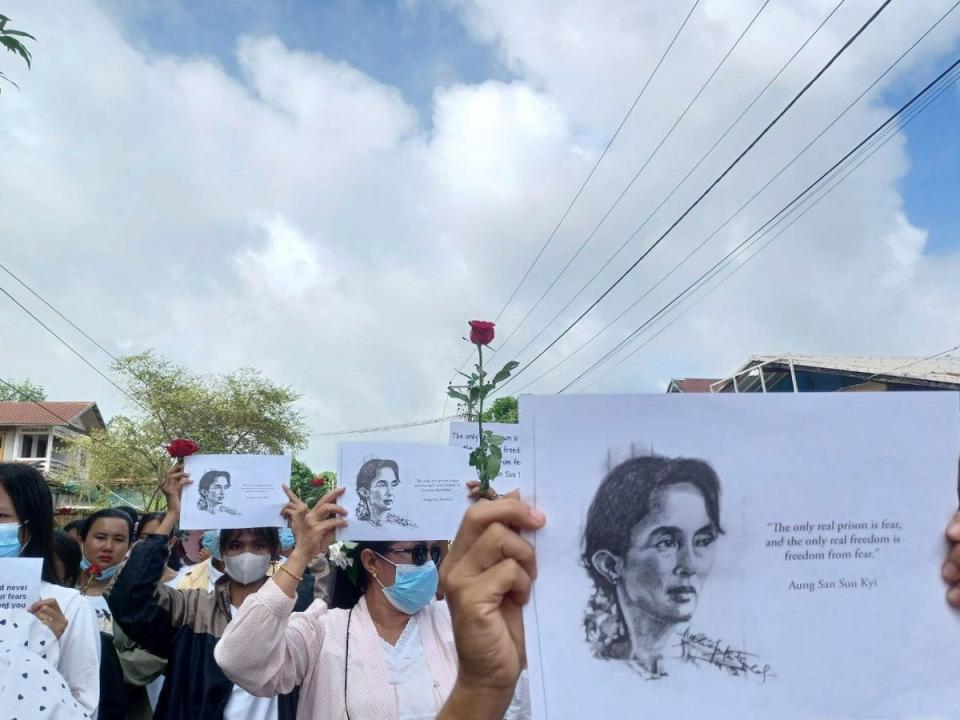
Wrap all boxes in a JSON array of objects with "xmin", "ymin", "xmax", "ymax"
[{"xmin": 328, "ymin": 540, "xmax": 357, "ymax": 570}]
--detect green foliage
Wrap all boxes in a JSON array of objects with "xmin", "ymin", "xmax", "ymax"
[
  {"xmin": 447, "ymin": 348, "xmax": 519, "ymax": 494},
  {"xmin": 289, "ymin": 458, "xmax": 336, "ymax": 508},
  {"xmin": 0, "ymin": 14, "xmax": 36, "ymax": 92},
  {"xmin": 481, "ymin": 396, "xmax": 518, "ymax": 424},
  {"xmin": 0, "ymin": 377, "xmax": 46, "ymax": 402},
  {"xmin": 73, "ymin": 351, "xmax": 308, "ymax": 510}
]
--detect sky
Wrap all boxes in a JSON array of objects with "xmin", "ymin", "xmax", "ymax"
[{"xmin": 1, "ymin": 0, "xmax": 959, "ymax": 472}]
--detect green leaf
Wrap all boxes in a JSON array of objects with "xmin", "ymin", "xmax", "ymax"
[
  {"xmin": 488, "ymin": 434, "xmax": 505, "ymax": 447},
  {"xmin": 468, "ymin": 386, "xmax": 481, "ymax": 404},
  {"xmin": 485, "ymin": 445, "xmax": 502, "ymax": 479},
  {"xmin": 2, "ymin": 30, "xmax": 36, "ymax": 40},
  {"xmin": 468, "ymin": 447, "xmax": 485, "ymax": 471},
  {"xmin": 490, "ymin": 360, "xmax": 520, "ymax": 387},
  {"xmin": 446, "ymin": 388, "xmax": 470, "ymax": 403}
]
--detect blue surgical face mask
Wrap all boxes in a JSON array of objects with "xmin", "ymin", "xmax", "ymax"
[
  {"xmin": 202, "ymin": 530, "xmax": 222, "ymax": 561},
  {"xmin": 375, "ymin": 554, "xmax": 438, "ymax": 615},
  {"xmin": 278, "ymin": 528, "xmax": 295, "ymax": 552},
  {"xmin": 80, "ymin": 556, "xmax": 121, "ymax": 580},
  {"xmin": 0, "ymin": 522, "xmax": 23, "ymax": 558}
]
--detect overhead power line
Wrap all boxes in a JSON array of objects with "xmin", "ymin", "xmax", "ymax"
[
  {"xmin": 505, "ymin": 0, "xmax": 849, "ymax": 363},
  {"xmin": 312, "ymin": 415, "xmax": 460, "ymax": 438},
  {"xmin": 491, "ymin": 0, "xmax": 773, "ymax": 358},
  {"xmin": 500, "ymin": 0, "xmax": 960, "ymax": 393},
  {"xmin": 496, "ymin": 0, "xmax": 895, "ymax": 390},
  {"xmin": 558, "ymin": 54, "xmax": 960, "ymax": 392}
]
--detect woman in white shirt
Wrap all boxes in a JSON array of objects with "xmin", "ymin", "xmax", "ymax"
[{"xmin": 0, "ymin": 462, "xmax": 100, "ymax": 716}]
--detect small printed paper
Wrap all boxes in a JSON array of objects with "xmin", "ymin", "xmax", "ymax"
[
  {"xmin": 180, "ymin": 454, "xmax": 291, "ymax": 530},
  {"xmin": 448, "ymin": 421, "xmax": 523, "ymax": 492},
  {"xmin": 337, "ymin": 441, "xmax": 474, "ymax": 541},
  {"xmin": 0, "ymin": 558, "xmax": 42, "ymax": 609},
  {"xmin": 521, "ymin": 392, "xmax": 960, "ymax": 720}
]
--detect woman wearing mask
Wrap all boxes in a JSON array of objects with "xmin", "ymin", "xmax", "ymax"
[
  {"xmin": 214, "ymin": 486, "xmax": 530, "ymax": 719},
  {"xmin": 78, "ymin": 508, "xmax": 135, "ymax": 720},
  {"xmin": 0, "ymin": 462, "xmax": 100, "ymax": 716},
  {"xmin": 108, "ymin": 464, "xmax": 315, "ymax": 720}
]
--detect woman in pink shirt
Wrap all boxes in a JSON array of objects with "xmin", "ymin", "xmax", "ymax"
[{"xmin": 216, "ymin": 485, "xmax": 467, "ymax": 719}]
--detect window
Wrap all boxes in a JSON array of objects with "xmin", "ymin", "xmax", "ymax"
[{"xmin": 18, "ymin": 430, "xmax": 50, "ymax": 459}]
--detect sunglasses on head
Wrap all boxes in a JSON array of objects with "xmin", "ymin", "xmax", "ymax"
[{"xmin": 384, "ymin": 543, "xmax": 442, "ymax": 566}]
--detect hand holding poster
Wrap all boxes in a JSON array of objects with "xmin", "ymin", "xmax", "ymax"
[
  {"xmin": 0, "ymin": 558, "xmax": 42, "ymax": 610},
  {"xmin": 179, "ymin": 454, "xmax": 291, "ymax": 530},
  {"xmin": 337, "ymin": 442, "xmax": 473, "ymax": 541},
  {"xmin": 521, "ymin": 392, "xmax": 960, "ymax": 719}
]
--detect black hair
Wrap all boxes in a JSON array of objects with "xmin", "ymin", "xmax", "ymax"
[
  {"xmin": 581, "ymin": 455, "xmax": 723, "ymax": 658},
  {"xmin": 329, "ymin": 541, "xmax": 393, "ymax": 609},
  {"xmin": 0, "ymin": 463, "xmax": 58, "ymax": 583},
  {"xmin": 199, "ymin": 470, "xmax": 231, "ymax": 493},
  {"xmin": 114, "ymin": 505, "xmax": 140, "ymax": 531},
  {"xmin": 220, "ymin": 527, "xmax": 281, "ymax": 559},
  {"xmin": 80, "ymin": 508, "xmax": 135, "ymax": 543},
  {"xmin": 52, "ymin": 529, "xmax": 82, "ymax": 587},
  {"xmin": 136, "ymin": 512, "xmax": 166, "ymax": 539},
  {"xmin": 354, "ymin": 459, "xmax": 399, "ymax": 521},
  {"xmin": 63, "ymin": 519, "xmax": 85, "ymax": 535}
]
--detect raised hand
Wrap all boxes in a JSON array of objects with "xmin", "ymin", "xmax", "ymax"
[
  {"xmin": 162, "ymin": 463, "xmax": 192, "ymax": 514},
  {"xmin": 438, "ymin": 493, "xmax": 546, "ymax": 720},
  {"xmin": 282, "ymin": 485, "xmax": 347, "ymax": 561}
]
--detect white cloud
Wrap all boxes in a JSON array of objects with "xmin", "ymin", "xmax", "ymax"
[{"xmin": 1, "ymin": 0, "xmax": 959, "ymax": 470}]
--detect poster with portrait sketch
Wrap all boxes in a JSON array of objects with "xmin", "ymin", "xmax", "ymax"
[
  {"xmin": 179, "ymin": 454, "xmax": 291, "ymax": 530},
  {"xmin": 521, "ymin": 392, "xmax": 960, "ymax": 720},
  {"xmin": 337, "ymin": 442, "xmax": 474, "ymax": 541}
]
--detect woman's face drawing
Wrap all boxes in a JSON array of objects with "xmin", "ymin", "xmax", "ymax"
[
  {"xmin": 619, "ymin": 483, "xmax": 718, "ymax": 624},
  {"xmin": 205, "ymin": 477, "xmax": 229, "ymax": 508},
  {"xmin": 368, "ymin": 467, "xmax": 399, "ymax": 515}
]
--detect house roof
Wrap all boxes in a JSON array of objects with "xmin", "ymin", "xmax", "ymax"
[
  {"xmin": 667, "ymin": 378, "xmax": 721, "ymax": 393},
  {"xmin": 714, "ymin": 354, "xmax": 960, "ymax": 391},
  {"xmin": 0, "ymin": 401, "xmax": 104, "ymax": 429}
]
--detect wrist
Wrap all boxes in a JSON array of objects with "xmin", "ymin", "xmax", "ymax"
[
  {"xmin": 440, "ymin": 678, "xmax": 514, "ymax": 720},
  {"xmin": 286, "ymin": 547, "xmax": 312, "ymax": 570}
]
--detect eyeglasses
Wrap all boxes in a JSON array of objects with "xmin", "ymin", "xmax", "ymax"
[{"xmin": 385, "ymin": 543, "xmax": 442, "ymax": 566}]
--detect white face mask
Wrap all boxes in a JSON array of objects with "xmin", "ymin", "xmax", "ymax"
[{"xmin": 223, "ymin": 552, "xmax": 271, "ymax": 585}]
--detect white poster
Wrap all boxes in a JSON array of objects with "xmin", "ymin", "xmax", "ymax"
[
  {"xmin": 448, "ymin": 421, "xmax": 523, "ymax": 492},
  {"xmin": 0, "ymin": 558, "xmax": 42, "ymax": 609},
  {"xmin": 180, "ymin": 454, "xmax": 291, "ymax": 530},
  {"xmin": 521, "ymin": 392, "xmax": 960, "ymax": 720},
  {"xmin": 337, "ymin": 442, "xmax": 473, "ymax": 541}
]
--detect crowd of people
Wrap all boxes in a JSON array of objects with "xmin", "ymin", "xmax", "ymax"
[{"xmin": 1, "ymin": 456, "xmax": 959, "ymax": 719}]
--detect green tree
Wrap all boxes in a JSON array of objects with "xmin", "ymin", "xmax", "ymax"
[
  {"xmin": 289, "ymin": 458, "xmax": 336, "ymax": 508},
  {"xmin": 0, "ymin": 14, "xmax": 35, "ymax": 91},
  {"xmin": 0, "ymin": 377, "xmax": 46, "ymax": 401},
  {"xmin": 73, "ymin": 351, "xmax": 308, "ymax": 510},
  {"xmin": 481, "ymin": 396, "xmax": 518, "ymax": 424}
]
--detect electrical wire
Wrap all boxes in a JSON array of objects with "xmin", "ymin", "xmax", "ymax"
[
  {"xmin": 497, "ymin": 0, "xmax": 895, "ymax": 388},
  {"xmin": 506, "ymin": 0, "xmax": 850, "ymax": 362},
  {"xmin": 491, "ymin": 0, "xmax": 773, "ymax": 358},
  {"xmin": 558, "ymin": 57, "xmax": 960, "ymax": 392},
  {"xmin": 500, "ymin": 1, "xmax": 960, "ymax": 394},
  {"xmin": 312, "ymin": 415, "xmax": 461, "ymax": 438}
]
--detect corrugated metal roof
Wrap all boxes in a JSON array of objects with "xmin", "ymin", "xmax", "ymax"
[
  {"xmin": 668, "ymin": 378, "xmax": 721, "ymax": 393},
  {"xmin": 0, "ymin": 401, "xmax": 97, "ymax": 428},
  {"xmin": 726, "ymin": 354, "xmax": 960, "ymax": 388}
]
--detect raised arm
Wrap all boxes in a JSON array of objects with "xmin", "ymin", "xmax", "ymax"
[
  {"xmin": 107, "ymin": 464, "xmax": 197, "ymax": 658},
  {"xmin": 437, "ymin": 494, "xmax": 546, "ymax": 720},
  {"xmin": 214, "ymin": 484, "xmax": 347, "ymax": 696}
]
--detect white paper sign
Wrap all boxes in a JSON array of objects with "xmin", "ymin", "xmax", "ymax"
[
  {"xmin": 337, "ymin": 442, "xmax": 474, "ymax": 541},
  {"xmin": 448, "ymin": 421, "xmax": 523, "ymax": 491},
  {"xmin": 0, "ymin": 558, "xmax": 42, "ymax": 609},
  {"xmin": 180, "ymin": 454, "xmax": 291, "ymax": 530},
  {"xmin": 521, "ymin": 392, "xmax": 960, "ymax": 720}
]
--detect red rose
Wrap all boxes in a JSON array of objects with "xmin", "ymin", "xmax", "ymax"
[
  {"xmin": 166, "ymin": 438, "xmax": 200, "ymax": 459},
  {"xmin": 88, "ymin": 564, "xmax": 103, "ymax": 577},
  {"xmin": 469, "ymin": 320, "xmax": 495, "ymax": 346},
  {"xmin": 311, "ymin": 476, "xmax": 324, "ymax": 487}
]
